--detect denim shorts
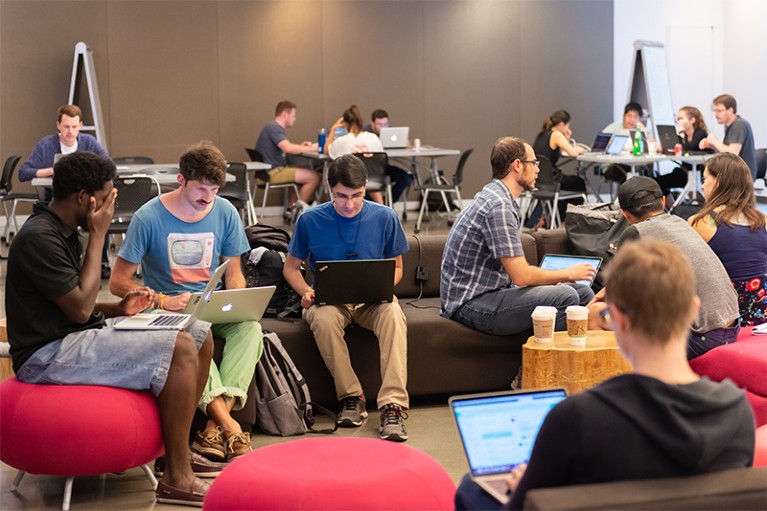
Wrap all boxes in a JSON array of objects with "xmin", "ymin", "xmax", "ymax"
[{"xmin": 15, "ymin": 318, "xmax": 210, "ymax": 396}]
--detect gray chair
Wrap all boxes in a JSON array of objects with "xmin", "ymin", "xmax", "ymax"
[
  {"xmin": 245, "ymin": 148, "xmax": 299, "ymax": 219},
  {"xmin": 755, "ymin": 147, "xmax": 766, "ymax": 180},
  {"xmin": 0, "ymin": 154, "xmax": 38, "ymax": 245},
  {"xmin": 520, "ymin": 155, "xmax": 587, "ymax": 230},
  {"xmin": 218, "ymin": 162, "xmax": 257, "ymax": 225},
  {"xmin": 112, "ymin": 156, "xmax": 154, "ymax": 165},
  {"xmin": 352, "ymin": 152, "xmax": 392, "ymax": 207},
  {"xmin": 108, "ymin": 174, "xmax": 161, "ymax": 248},
  {"xmin": 413, "ymin": 148, "xmax": 472, "ymax": 234}
]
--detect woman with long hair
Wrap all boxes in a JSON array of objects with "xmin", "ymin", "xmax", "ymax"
[
  {"xmin": 656, "ymin": 106, "xmax": 714, "ymax": 196},
  {"xmin": 689, "ymin": 153, "xmax": 767, "ymax": 325}
]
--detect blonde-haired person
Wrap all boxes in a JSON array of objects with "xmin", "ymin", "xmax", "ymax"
[
  {"xmin": 455, "ymin": 240, "xmax": 755, "ymax": 511},
  {"xmin": 326, "ymin": 105, "xmax": 386, "ymax": 204},
  {"xmin": 689, "ymin": 153, "xmax": 767, "ymax": 325}
]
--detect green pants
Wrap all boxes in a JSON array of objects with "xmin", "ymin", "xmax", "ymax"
[{"xmin": 199, "ymin": 320, "xmax": 263, "ymax": 413}]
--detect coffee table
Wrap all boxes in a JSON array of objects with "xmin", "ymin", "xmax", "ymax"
[{"xmin": 522, "ymin": 330, "xmax": 632, "ymax": 394}]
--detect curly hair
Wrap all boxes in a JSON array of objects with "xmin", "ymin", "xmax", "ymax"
[{"xmin": 52, "ymin": 152, "xmax": 116, "ymax": 200}]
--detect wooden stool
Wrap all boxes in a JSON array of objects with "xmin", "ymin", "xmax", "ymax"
[{"xmin": 522, "ymin": 331, "xmax": 632, "ymax": 394}]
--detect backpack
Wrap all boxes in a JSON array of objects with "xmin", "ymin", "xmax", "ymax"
[
  {"xmin": 241, "ymin": 224, "xmax": 302, "ymax": 318},
  {"xmin": 253, "ymin": 331, "xmax": 337, "ymax": 436}
]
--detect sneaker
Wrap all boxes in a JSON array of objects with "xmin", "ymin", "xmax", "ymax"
[
  {"xmin": 379, "ymin": 403, "xmax": 408, "ymax": 442},
  {"xmin": 156, "ymin": 477, "xmax": 210, "ymax": 507},
  {"xmin": 224, "ymin": 431, "xmax": 252, "ymax": 461},
  {"xmin": 100, "ymin": 263, "xmax": 111, "ymax": 279},
  {"xmin": 336, "ymin": 395, "xmax": 368, "ymax": 427},
  {"xmin": 154, "ymin": 452, "xmax": 227, "ymax": 478},
  {"xmin": 191, "ymin": 427, "xmax": 226, "ymax": 461}
]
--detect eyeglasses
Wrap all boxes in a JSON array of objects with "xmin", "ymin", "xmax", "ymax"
[
  {"xmin": 519, "ymin": 159, "xmax": 540, "ymax": 168},
  {"xmin": 712, "ymin": 107, "xmax": 727, "ymax": 114},
  {"xmin": 332, "ymin": 191, "xmax": 365, "ymax": 203}
]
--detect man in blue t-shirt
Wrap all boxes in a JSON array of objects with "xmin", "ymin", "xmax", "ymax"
[
  {"xmin": 283, "ymin": 154, "xmax": 410, "ymax": 442},
  {"xmin": 110, "ymin": 141, "xmax": 263, "ymax": 464},
  {"xmin": 254, "ymin": 100, "xmax": 320, "ymax": 204},
  {"xmin": 701, "ymin": 94, "xmax": 757, "ymax": 179}
]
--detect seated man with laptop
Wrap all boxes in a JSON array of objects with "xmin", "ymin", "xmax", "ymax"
[
  {"xmin": 110, "ymin": 141, "xmax": 264, "ymax": 464},
  {"xmin": 441, "ymin": 136, "xmax": 596, "ymax": 336},
  {"xmin": 7, "ymin": 152, "xmax": 217, "ymax": 506},
  {"xmin": 283, "ymin": 154, "xmax": 411, "ymax": 442},
  {"xmin": 363, "ymin": 108, "xmax": 413, "ymax": 203},
  {"xmin": 454, "ymin": 240, "xmax": 755, "ymax": 510}
]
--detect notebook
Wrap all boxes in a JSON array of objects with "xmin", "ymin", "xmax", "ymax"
[
  {"xmin": 656, "ymin": 124, "xmax": 680, "ymax": 154},
  {"xmin": 450, "ymin": 389, "xmax": 567, "ymax": 504},
  {"xmin": 589, "ymin": 132, "xmax": 612, "ymax": 153},
  {"xmin": 183, "ymin": 286, "xmax": 276, "ymax": 324},
  {"xmin": 313, "ymin": 259, "xmax": 395, "ymax": 306},
  {"xmin": 114, "ymin": 260, "xmax": 229, "ymax": 330},
  {"xmin": 605, "ymin": 134, "xmax": 629, "ymax": 155},
  {"xmin": 379, "ymin": 127, "xmax": 409, "ymax": 149},
  {"xmin": 539, "ymin": 254, "xmax": 602, "ymax": 286}
]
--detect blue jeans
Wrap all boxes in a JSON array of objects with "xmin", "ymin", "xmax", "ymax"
[
  {"xmin": 687, "ymin": 323, "xmax": 740, "ymax": 359},
  {"xmin": 453, "ymin": 284, "xmax": 594, "ymax": 336},
  {"xmin": 455, "ymin": 474, "xmax": 504, "ymax": 510}
]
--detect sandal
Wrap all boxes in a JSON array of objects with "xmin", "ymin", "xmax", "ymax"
[{"xmin": 156, "ymin": 477, "xmax": 210, "ymax": 507}]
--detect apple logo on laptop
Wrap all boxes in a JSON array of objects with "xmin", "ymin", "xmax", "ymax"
[{"xmin": 221, "ymin": 303, "xmax": 233, "ymax": 312}]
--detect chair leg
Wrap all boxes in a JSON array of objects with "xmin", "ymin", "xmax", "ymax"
[
  {"xmin": 140, "ymin": 463, "xmax": 158, "ymax": 489},
  {"xmin": 260, "ymin": 183, "xmax": 270, "ymax": 218},
  {"xmin": 11, "ymin": 470, "xmax": 25, "ymax": 491},
  {"xmin": 414, "ymin": 191, "xmax": 430, "ymax": 234},
  {"xmin": 62, "ymin": 476, "xmax": 75, "ymax": 511}
]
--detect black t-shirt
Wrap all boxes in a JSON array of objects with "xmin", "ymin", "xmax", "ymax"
[{"xmin": 6, "ymin": 203, "xmax": 104, "ymax": 372}]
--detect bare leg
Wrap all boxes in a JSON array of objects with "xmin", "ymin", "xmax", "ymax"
[
  {"xmin": 205, "ymin": 396, "xmax": 242, "ymax": 434},
  {"xmin": 295, "ymin": 167, "xmax": 320, "ymax": 203},
  {"xmin": 368, "ymin": 191, "xmax": 384, "ymax": 204}
]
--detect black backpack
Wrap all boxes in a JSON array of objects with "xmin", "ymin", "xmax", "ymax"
[
  {"xmin": 254, "ymin": 331, "xmax": 337, "ymax": 436},
  {"xmin": 242, "ymin": 224, "xmax": 302, "ymax": 318}
]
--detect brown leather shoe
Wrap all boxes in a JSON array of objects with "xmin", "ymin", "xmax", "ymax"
[
  {"xmin": 191, "ymin": 427, "xmax": 226, "ymax": 461},
  {"xmin": 155, "ymin": 477, "xmax": 210, "ymax": 507},
  {"xmin": 154, "ymin": 452, "xmax": 227, "ymax": 479},
  {"xmin": 224, "ymin": 431, "xmax": 252, "ymax": 461}
]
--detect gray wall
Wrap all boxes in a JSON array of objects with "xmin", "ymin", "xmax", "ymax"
[{"xmin": 0, "ymin": 0, "xmax": 613, "ymax": 207}]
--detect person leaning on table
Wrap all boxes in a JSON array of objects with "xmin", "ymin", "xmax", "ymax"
[{"xmin": 455, "ymin": 239, "xmax": 755, "ymax": 511}]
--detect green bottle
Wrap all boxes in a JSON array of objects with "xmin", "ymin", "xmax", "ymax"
[{"xmin": 632, "ymin": 126, "xmax": 643, "ymax": 155}]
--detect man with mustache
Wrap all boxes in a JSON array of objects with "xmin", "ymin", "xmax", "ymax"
[{"xmin": 110, "ymin": 141, "xmax": 263, "ymax": 466}]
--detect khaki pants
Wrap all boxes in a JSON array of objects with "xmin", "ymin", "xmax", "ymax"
[{"xmin": 303, "ymin": 302, "xmax": 408, "ymax": 409}]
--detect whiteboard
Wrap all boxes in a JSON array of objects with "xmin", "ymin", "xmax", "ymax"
[{"xmin": 627, "ymin": 41, "xmax": 676, "ymax": 137}]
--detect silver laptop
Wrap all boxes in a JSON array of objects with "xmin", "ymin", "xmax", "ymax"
[
  {"xmin": 114, "ymin": 260, "xmax": 229, "ymax": 330},
  {"xmin": 313, "ymin": 259, "xmax": 395, "ymax": 306},
  {"xmin": 539, "ymin": 254, "xmax": 602, "ymax": 287},
  {"xmin": 450, "ymin": 389, "xmax": 567, "ymax": 504},
  {"xmin": 183, "ymin": 286, "xmax": 275, "ymax": 324},
  {"xmin": 585, "ymin": 132, "xmax": 612, "ymax": 154},
  {"xmin": 605, "ymin": 134, "xmax": 629, "ymax": 155},
  {"xmin": 379, "ymin": 127, "xmax": 409, "ymax": 149}
]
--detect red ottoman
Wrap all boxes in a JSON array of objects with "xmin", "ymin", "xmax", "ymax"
[
  {"xmin": 0, "ymin": 377, "xmax": 164, "ymax": 510},
  {"xmin": 204, "ymin": 437, "xmax": 456, "ymax": 510},
  {"xmin": 689, "ymin": 326, "xmax": 767, "ymax": 426},
  {"xmin": 755, "ymin": 425, "xmax": 767, "ymax": 468}
]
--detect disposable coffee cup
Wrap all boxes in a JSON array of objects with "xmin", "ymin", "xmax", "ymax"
[
  {"xmin": 531, "ymin": 306, "xmax": 557, "ymax": 343},
  {"xmin": 566, "ymin": 305, "xmax": 589, "ymax": 346}
]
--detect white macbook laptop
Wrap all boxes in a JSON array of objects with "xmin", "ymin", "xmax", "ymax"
[
  {"xmin": 605, "ymin": 134, "xmax": 629, "ymax": 155},
  {"xmin": 379, "ymin": 127, "xmax": 409, "ymax": 149},
  {"xmin": 114, "ymin": 260, "xmax": 229, "ymax": 330},
  {"xmin": 450, "ymin": 389, "xmax": 567, "ymax": 504},
  {"xmin": 539, "ymin": 254, "xmax": 602, "ymax": 287},
  {"xmin": 183, "ymin": 286, "xmax": 276, "ymax": 324}
]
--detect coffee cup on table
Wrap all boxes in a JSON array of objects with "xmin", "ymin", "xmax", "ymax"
[
  {"xmin": 531, "ymin": 306, "xmax": 557, "ymax": 343},
  {"xmin": 566, "ymin": 305, "xmax": 589, "ymax": 346}
]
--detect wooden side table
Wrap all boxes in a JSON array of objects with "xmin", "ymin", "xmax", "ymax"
[
  {"xmin": 522, "ymin": 331, "xmax": 631, "ymax": 394},
  {"xmin": 0, "ymin": 317, "xmax": 14, "ymax": 382}
]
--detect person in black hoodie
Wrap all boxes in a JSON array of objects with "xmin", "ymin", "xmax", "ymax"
[{"xmin": 455, "ymin": 239, "xmax": 755, "ymax": 511}]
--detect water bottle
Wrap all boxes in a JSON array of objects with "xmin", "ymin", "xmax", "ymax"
[
  {"xmin": 318, "ymin": 128, "xmax": 327, "ymax": 154},
  {"xmin": 632, "ymin": 126, "xmax": 643, "ymax": 156}
]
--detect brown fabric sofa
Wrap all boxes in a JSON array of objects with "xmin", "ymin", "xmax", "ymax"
[
  {"xmin": 522, "ymin": 466, "xmax": 767, "ymax": 510},
  {"xmin": 258, "ymin": 229, "xmax": 567, "ymax": 407}
]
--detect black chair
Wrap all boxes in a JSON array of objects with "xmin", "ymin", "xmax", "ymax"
[
  {"xmin": 352, "ymin": 152, "xmax": 392, "ymax": 207},
  {"xmin": 413, "ymin": 149, "xmax": 473, "ymax": 234},
  {"xmin": 218, "ymin": 162, "xmax": 256, "ymax": 225},
  {"xmin": 245, "ymin": 148, "xmax": 300, "ymax": 219},
  {"xmin": 0, "ymin": 154, "xmax": 38, "ymax": 245},
  {"xmin": 112, "ymin": 156, "xmax": 155, "ymax": 165},
  {"xmin": 756, "ymin": 147, "xmax": 766, "ymax": 181},
  {"xmin": 519, "ymin": 155, "xmax": 587, "ymax": 230},
  {"xmin": 108, "ymin": 174, "xmax": 161, "ymax": 246}
]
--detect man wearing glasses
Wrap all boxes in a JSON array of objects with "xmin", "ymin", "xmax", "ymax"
[
  {"xmin": 283, "ymin": 154, "xmax": 410, "ymax": 442},
  {"xmin": 441, "ymin": 137, "xmax": 595, "ymax": 336},
  {"xmin": 700, "ymin": 94, "xmax": 756, "ymax": 179}
]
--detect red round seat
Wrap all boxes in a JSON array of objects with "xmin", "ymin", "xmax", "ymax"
[
  {"xmin": 755, "ymin": 424, "xmax": 767, "ymax": 468},
  {"xmin": 0, "ymin": 377, "xmax": 163, "ymax": 509},
  {"xmin": 204, "ymin": 437, "xmax": 456, "ymax": 510}
]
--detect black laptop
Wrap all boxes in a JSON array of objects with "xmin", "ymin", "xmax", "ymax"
[
  {"xmin": 313, "ymin": 259, "xmax": 395, "ymax": 306},
  {"xmin": 657, "ymin": 125, "xmax": 681, "ymax": 154}
]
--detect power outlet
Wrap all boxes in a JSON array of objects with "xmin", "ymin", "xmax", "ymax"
[{"xmin": 415, "ymin": 266, "xmax": 429, "ymax": 282}]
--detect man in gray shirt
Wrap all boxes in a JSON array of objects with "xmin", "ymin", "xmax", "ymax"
[
  {"xmin": 615, "ymin": 177, "xmax": 740, "ymax": 358},
  {"xmin": 700, "ymin": 94, "xmax": 757, "ymax": 179}
]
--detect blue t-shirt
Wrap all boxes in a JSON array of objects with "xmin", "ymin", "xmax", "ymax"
[
  {"xmin": 255, "ymin": 121, "xmax": 288, "ymax": 167},
  {"xmin": 288, "ymin": 200, "xmax": 408, "ymax": 272},
  {"xmin": 117, "ymin": 196, "xmax": 249, "ymax": 295}
]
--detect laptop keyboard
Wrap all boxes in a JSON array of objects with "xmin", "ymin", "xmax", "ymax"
[{"xmin": 148, "ymin": 314, "xmax": 187, "ymax": 327}]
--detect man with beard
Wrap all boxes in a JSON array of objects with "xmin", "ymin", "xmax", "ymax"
[{"xmin": 441, "ymin": 136, "xmax": 595, "ymax": 335}]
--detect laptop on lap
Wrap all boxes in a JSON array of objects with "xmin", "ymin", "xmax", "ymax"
[
  {"xmin": 114, "ymin": 260, "xmax": 229, "ymax": 330},
  {"xmin": 539, "ymin": 254, "xmax": 602, "ymax": 287},
  {"xmin": 450, "ymin": 389, "xmax": 568, "ymax": 504},
  {"xmin": 183, "ymin": 286, "xmax": 276, "ymax": 324},
  {"xmin": 313, "ymin": 259, "xmax": 395, "ymax": 306}
]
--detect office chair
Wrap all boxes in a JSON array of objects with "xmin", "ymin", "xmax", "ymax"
[
  {"xmin": 108, "ymin": 174, "xmax": 161, "ymax": 250},
  {"xmin": 352, "ymin": 152, "xmax": 392, "ymax": 207},
  {"xmin": 413, "ymin": 148, "xmax": 473, "ymax": 234},
  {"xmin": 218, "ymin": 162, "xmax": 257, "ymax": 225},
  {"xmin": 756, "ymin": 147, "xmax": 766, "ymax": 181},
  {"xmin": 0, "ymin": 154, "xmax": 38, "ymax": 245},
  {"xmin": 519, "ymin": 155, "xmax": 587, "ymax": 230},
  {"xmin": 245, "ymin": 148, "xmax": 300, "ymax": 219}
]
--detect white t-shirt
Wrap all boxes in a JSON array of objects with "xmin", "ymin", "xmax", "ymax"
[{"xmin": 328, "ymin": 131, "xmax": 384, "ymax": 159}]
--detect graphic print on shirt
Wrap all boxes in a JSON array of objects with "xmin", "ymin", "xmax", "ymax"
[{"xmin": 167, "ymin": 232, "xmax": 215, "ymax": 284}]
